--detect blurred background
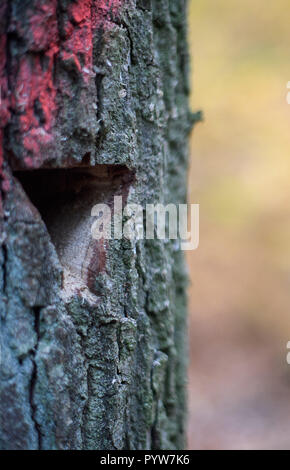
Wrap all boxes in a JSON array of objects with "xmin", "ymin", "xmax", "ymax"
[{"xmin": 187, "ymin": 0, "xmax": 290, "ymax": 449}]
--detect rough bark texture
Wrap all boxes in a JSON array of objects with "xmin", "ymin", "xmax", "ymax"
[{"xmin": 0, "ymin": 0, "xmax": 198, "ymax": 450}]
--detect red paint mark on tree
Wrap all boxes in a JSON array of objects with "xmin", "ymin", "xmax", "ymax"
[
  {"xmin": 0, "ymin": 1, "xmax": 11, "ymax": 209},
  {"xmin": 97, "ymin": 0, "xmax": 123, "ymax": 19},
  {"xmin": 60, "ymin": 0, "xmax": 124, "ymax": 87},
  {"xmin": 1, "ymin": 0, "xmax": 125, "ymax": 174},
  {"xmin": 62, "ymin": 1, "xmax": 94, "ymax": 85},
  {"xmin": 14, "ymin": 48, "xmax": 58, "ymax": 165},
  {"xmin": 29, "ymin": 2, "xmax": 59, "ymax": 51},
  {"xmin": 7, "ymin": 1, "xmax": 59, "ymax": 168}
]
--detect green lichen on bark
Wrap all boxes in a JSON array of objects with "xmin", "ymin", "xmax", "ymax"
[{"xmin": 0, "ymin": 0, "xmax": 199, "ymax": 450}]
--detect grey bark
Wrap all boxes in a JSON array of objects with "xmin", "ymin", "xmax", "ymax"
[{"xmin": 0, "ymin": 0, "xmax": 199, "ymax": 450}]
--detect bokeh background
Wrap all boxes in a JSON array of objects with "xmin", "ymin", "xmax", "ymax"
[{"xmin": 187, "ymin": 0, "xmax": 290, "ymax": 449}]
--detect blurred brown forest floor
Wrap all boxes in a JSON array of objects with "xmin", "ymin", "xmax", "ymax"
[{"xmin": 187, "ymin": 0, "xmax": 290, "ymax": 449}]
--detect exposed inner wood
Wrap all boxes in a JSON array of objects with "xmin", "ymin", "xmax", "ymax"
[{"xmin": 15, "ymin": 165, "xmax": 135, "ymax": 296}]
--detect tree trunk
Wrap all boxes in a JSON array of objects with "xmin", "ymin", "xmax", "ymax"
[{"xmin": 0, "ymin": 0, "xmax": 197, "ymax": 450}]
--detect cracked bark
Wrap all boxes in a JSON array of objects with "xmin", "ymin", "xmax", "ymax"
[
  {"xmin": 29, "ymin": 307, "xmax": 42, "ymax": 450},
  {"xmin": 0, "ymin": 0, "xmax": 199, "ymax": 450}
]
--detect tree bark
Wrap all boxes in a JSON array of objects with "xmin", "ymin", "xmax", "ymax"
[{"xmin": 0, "ymin": 0, "xmax": 198, "ymax": 450}]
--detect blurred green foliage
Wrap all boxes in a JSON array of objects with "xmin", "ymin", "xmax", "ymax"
[{"xmin": 188, "ymin": 0, "xmax": 290, "ymax": 335}]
